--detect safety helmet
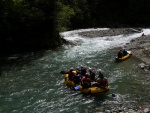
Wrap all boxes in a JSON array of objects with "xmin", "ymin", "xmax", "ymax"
[
  {"xmin": 80, "ymin": 65, "xmax": 83, "ymax": 68},
  {"xmin": 98, "ymin": 69, "xmax": 102, "ymax": 72},
  {"xmin": 70, "ymin": 67, "xmax": 73, "ymax": 72},
  {"xmin": 89, "ymin": 67, "xmax": 92, "ymax": 71},
  {"xmin": 76, "ymin": 67, "xmax": 79, "ymax": 70}
]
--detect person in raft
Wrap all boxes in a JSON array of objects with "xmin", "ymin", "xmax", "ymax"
[
  {"xmin": 122, "ymin": 48, "xmax": 128, "ymax": 56},
  {"xmin": 117, "ymin": 49, "xmax": 123, "ymax": 58},
  {"xmin": 81, "ymin": 73, "xmax": 91, "ymax": 89},
  {"xmin": 72, "ymin": 67, "xmax": 81, "ymax": 85},
  {"xmin": 88, "ymin": 67, "xmax": 96, "ymax": 81},
  {"xmin": 65, "ymin": 67, "xmax": 76, "ymax": 81},
  {"xmin": 77, "ymin": 65, "xmax": 87, "ymax": 78},
  {"xmin": 95, "ymin": 69, "xmax": 108, "ymax": 88}
]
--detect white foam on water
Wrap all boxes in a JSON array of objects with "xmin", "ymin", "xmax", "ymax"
[{"xmin": 61, "ymin": 28, "xmax": 150, "ymax": 59}]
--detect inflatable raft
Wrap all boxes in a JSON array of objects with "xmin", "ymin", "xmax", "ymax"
[
  {"xmin": 64, "ymin": 73, "xmax": 110, "ymax": 94},
  {"xmin": 115, "ymin": 51, "xmax": 132, "ymax": 61}
]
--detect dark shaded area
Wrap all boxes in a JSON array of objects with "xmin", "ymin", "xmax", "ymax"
[
  {"xmin": 0, "ymin": 0, "xmax": 62, "ymax": 55},
  {"xmin": 76, "ymin": 0, "xmax": 150, "ymax": 28},
  {"xmin": 0, "ymin": 50, "xmax": 49, "ymax": 76},
  {"xmin": 0, "ymin": 0, "xmax": 150, "ymax": 55}
]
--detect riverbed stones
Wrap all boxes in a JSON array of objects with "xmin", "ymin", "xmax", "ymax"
[
  {"xmin": 138, "ymin": 62, "xmax": 146, "ymax": 69},
  {"xmin": 78, "ymin": 28, "xmax": 134, "ymax": 38}
]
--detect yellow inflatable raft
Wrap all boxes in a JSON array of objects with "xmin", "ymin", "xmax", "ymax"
[
  {"xmin": 115, "ymin": 51, "xmax": 132, "ymax": 61},
  {"xmin": 64, "ymin": 73, "xmax": 110, "ymax": 94}
]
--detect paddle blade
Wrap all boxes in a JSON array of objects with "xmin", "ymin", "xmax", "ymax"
[
  {"xmin": 60, "ymin": 71, "xmax": 66, "ymax": 74},
  {"xmin": 111, "ymin": 55, "xmax": 115, "ymax": 58},
  {"xmin": 74, "ymin": 86, "xmax": 80, "ymax": 90}
]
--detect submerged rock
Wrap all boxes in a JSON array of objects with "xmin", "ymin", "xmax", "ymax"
[{"xmin": 138, "ymin": 62, "xmax": 146, "ymax": 69}]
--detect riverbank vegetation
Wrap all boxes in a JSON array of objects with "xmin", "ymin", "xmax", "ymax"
[{"xmin": 0, "ymin": 0, "xmax": 150, "ymax": 54}]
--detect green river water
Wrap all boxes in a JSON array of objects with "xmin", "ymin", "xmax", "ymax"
[{"xmin": 0, "ymin": 28, "xmax": 150, "ymax": 113}]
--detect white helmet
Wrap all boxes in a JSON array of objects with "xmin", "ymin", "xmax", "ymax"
[
  {"xmin": 98, "ymin": 69, "xmax": 102, "ymax": 73},
  {"xmin": 70, "ymin": 67, "xmax": 74, "ymax": 71},
  {"xmin": 80, "ymin": 65, "xmax": 83, "ymax": 68},
  {"xmin": 89, "ymin": 67, "xmax": 92, "ymax": 72}
]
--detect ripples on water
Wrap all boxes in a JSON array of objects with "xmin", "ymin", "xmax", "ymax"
[{"xmin": 0, "ymin": 28, "xmax": 150, "ymax": 112}]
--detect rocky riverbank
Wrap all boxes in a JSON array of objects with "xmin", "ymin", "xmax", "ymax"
[
  {"xmin": 126, "ymin": 34, "xmax": 150, "ymax": 70},
  {"xmin": 78, "ymin": 28, "xmax": 136, "ymax": 38}
]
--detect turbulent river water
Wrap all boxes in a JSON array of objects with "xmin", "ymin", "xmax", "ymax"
[{"xmin": 0, "ymin": 28, "xmax": 150, "ymax": 113}]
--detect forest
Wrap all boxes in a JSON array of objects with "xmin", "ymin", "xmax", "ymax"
[{"xmin": 0, "ymin": 0, "xmax": 150, "ymax": 54}]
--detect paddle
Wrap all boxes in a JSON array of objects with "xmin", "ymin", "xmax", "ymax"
[
  {"xmin": 60, "ymin": 71, "xmax": 67, "ymax": 74},
  {"xmin": 111, "ymin": 55, "xmax": 115, "ymax": 58},
  {"xmin": 74, "ymin": 85, "xmax": 80, "ymax": 91}
]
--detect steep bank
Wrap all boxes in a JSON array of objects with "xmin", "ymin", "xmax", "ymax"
[{"xmin": 126, "ymin": 34, "xmax": 150, "ymax": 65}]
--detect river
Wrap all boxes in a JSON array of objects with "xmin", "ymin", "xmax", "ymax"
[{"xmin": 0, "ymin": 28, "xmax": 150, "ymax": 113}]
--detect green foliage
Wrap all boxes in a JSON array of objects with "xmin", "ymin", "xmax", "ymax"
[
  {"xmin": 55, "ymin": 1, "xmax": 75, "ymax": 31},
  {"xmin": 69, "ymin": 0, "xmax": 92, "ymax": 29},
  {"xmin": 1, "ymin": 0, "xmax": 150, "ymax": 54},
  {"xmin": 0, "ymin": 0, "xmax": 62, "ymax": 54},
  {"xmin": 87, "ymin": 0, "xmax": 150, "ymax": 27}
]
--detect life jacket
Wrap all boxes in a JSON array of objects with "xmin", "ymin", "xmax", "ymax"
[
  {"xmin": 89, "ymin": 71, "xmax": 95, "ymax": 80},
  {"xmin": 96, "ymin": 78, "xmax": 102, "ymax": 83},
  {"xmin": 101, "ymin": 78, "xmax": 108, "ymax": 86},
  {"xmin": 98, "ymin": 72, "xmax": 104, "ymax": 79},
  {"xmin": 123, "ymin": 50, "xmax": 128, "ymax": 56},
  {"xmin": 76, "ymin": 70, "xmax": 80, "ymax": 75},
  {"xmin": 81, "ymin": 77, "xmax": 91, "ymax": 88},
  {"xmin": 80, "ymin": 67, "xmax": 86, "ymax": 76},
  {"xmin": 118, "ymin": 51, "xmax": 123, "ymax": 58},
  {"xmin": 73, "ymin": 75, "xmax": 80, "ymax": 84},
  {"xmin": 81, "ymin": 77, "xmax": 91, "ymax": 82},
  {"xmin": 66, "ymin": 71, "xmax": 75, "ymax": 80}
]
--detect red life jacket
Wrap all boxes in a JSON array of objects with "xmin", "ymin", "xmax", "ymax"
[
  {"xmin": 76, "ymin": 70, "xmax": 80, "ymax": 75},
  {"xmin": 81, "ymin": 77, "xmax": 91, "ymax": 87},
  {"xmin": 66, "ymin": 71, "xmax": 75, "ymax": 80},
  {"xmin": 101, "ymin": 78, "xmax": 108, "ymax": 86}
]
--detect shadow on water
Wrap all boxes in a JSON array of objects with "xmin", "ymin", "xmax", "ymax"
[{"xmin": 0, "ymin": 49, "xmax": 59, "ymax": 76}]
